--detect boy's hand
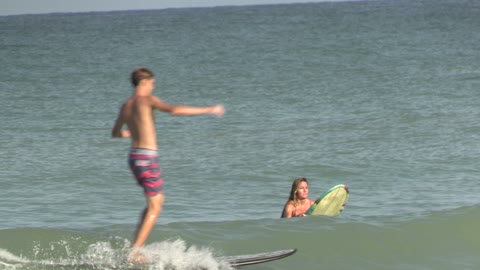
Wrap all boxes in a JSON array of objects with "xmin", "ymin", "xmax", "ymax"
[
  {"xmin": 211, "ymin": 105, "xmax": 225, "ymax": 118},
  {"xmin": 121, "ymin": 130, "xmax": 131, "ymax": 138}
]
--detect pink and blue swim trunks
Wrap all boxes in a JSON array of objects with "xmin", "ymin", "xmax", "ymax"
[{"xmin": 128, "ymin": 148, "xmax": 163, "ymax": 197}]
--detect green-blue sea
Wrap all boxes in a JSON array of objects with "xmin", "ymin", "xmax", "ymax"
[{"xmin": 1, "ymin": 0, "xmax": 479, "ymax": 269}]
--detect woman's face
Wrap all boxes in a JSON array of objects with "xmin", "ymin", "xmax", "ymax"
[{"xmin": 296, "ymin": 181, "xmax": 309, "ymax": 199}]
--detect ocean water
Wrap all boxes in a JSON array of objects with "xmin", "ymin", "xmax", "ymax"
[{"xmin": 1, "ymin": 0, "xmax": 480, "ymax": 269}]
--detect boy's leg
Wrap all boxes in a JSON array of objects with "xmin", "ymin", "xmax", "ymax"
[{"xmin": 132, "ymin": 193, "xmax": 165, "ymax": 248}]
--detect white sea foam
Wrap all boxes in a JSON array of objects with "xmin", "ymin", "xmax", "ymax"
[
  {"xmin": 0, "ymin": 248, "xmax": 30, "ymax": 269},
  {"xmin": 1, "ymin": 239, "xmax": 233, "ymax": 270}
]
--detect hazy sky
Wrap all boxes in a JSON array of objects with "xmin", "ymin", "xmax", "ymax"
[{"xmin": 1, "ymin": 0, "xmax": 341, "ymax": 16}]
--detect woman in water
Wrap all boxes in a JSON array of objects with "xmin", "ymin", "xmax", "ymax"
[{"xmin": 281, "ymin": 177, "xmax": 315, "ymax": 218}]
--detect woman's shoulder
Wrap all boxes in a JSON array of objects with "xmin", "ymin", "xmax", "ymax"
[
  {"xmin": 283, "ymin": 201, "xmax": 297, "ymax": 212},
  {"xmin": 281, "ymin": 200, "xmax": 297, "ymax": 218},
  {"xmin": 285, "ymin": 200, "xmax": 296, "ymax": 207}
]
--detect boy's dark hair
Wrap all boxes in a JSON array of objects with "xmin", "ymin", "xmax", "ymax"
[{"xmin": 131, "ymin": 67, "xmax": 154, "ymax": 87}]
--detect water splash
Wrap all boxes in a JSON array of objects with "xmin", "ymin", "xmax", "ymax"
[
  {"xmin": 0, "ymin": 248, "xmax": 29, "ymax": 269},
  {"xmin": 0, "ymin": 239, "xmax": 233, "ymax": 270},
  {"xmin": 138, "ymin": 239, "xmax": 232, "ymax": 270}
]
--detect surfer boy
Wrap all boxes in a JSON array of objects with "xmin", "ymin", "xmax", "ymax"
[
  {"xmin": 112, "ymin": 67, "xmax": 224, "ymax": 262},
  {"xmin": 281, "ymin": 177, "xmax": 315, "ymax": 218}
]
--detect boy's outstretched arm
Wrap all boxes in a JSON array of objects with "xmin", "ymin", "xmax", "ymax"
[
  {"xmin": 150, "ymin": 96, "xmax": 224, "ymax": 117},
  {"xmin": 170, "ymin": 104, "xmax": 224, "ymax": 117}
]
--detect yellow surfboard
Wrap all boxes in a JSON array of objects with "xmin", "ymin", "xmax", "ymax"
[{"xmin": 305, "ymin": 184, "xmax": 349, "ymax": 216}]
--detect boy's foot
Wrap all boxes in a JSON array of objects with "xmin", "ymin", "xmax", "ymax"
[{"xmin": 128, "ymin": 249, "xmax": 151, "ymax": 265}]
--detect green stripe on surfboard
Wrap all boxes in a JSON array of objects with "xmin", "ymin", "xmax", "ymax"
[{"xmin": 305, "ymin": 184, "xmax": 349, "ymax": 216}]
